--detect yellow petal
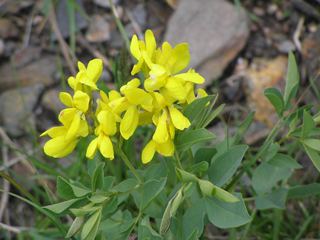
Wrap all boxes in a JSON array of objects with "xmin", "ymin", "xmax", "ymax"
[
  {"xmin": 169, "ymin": 106, "xmax": 190, "ymax": 130},
  {"xmin": 109, "ymin": 97, "xmax": 129, "ymax": 115},
  {"xmin": 67, "ymin": 76, "xmax": 78, "ymax": 90},
  {"xmin": 174, "ymin": 72, "xmax": 205, "ymax": 84},
  {"xmin": 157, "ymin": 42, "xmax": 173, "ymax": 66},
  {"xmin": 59, "ymin": 92, "xmax": 73, "ymax": 107},
  {"xmin": 108, "ymin": 90, "xmax": 122, "ymax": 101},
  {"xmin": 131, "ymin": 59, "xmax": 143, "ymax": 75},
  {"xmin": 165, "ymin": 77, "xmax": 187, "ymax": 101},
  {"xmin": 171, "ymin": 43, "xmax": 190, "ymax": 74},
  {"xmin": 78, "ymin": 61, "xmax": 86, "ymax": 71},
  {"xmin": 120, "ymin": 106, "xmax": 139, "ymax": 140},
  {"xmin": 59, "ymin": 108, "xmax": 77, "ymax": 126},
  {"xmin": 41, "ymin": 126, "xmax": 66, "ymax": 138},
  {"xmin": 145, "ymin": 29, "xmax": 156, "ymax": 57},
  {"xmin": 152, "ymin": 92, "xmax": 166, "ymax": 109},
  {"xmin": 73, "ymin": 91, "xmax": 90, "ymax": 113},
  {"xmin": 44, "ymin": 136, "xmax": 77, "ymax": 158},
  {"xmin": 123, "ymin": 88, "xmax": 153, "ymax": 107},
  {"xmin": 153, "ymin": 110, "xmax": 169, "ymax": 143},
  {"xmin": 99, "ymin": 135, "xmax": 114, "ymax": 160},
  {"xmin": 156, "ymin": 139, "xmax": 174, "ymax": 157},
  {"xmin": 87, "ymin": 58, "xmax": 103, "ymax": 83},
  {"xmin": 98, "ymin": 110, "xmax": 117, "ymax": 136},
  {"xmin": 65, "ymin": 113, "xmax": 81, "ymax": 140},
  {"xmin": 86, "ymin": 137, "xmax": 98, "ymax": 159},
  {"xmin": 100, "ymin": 90, "xmax": 109, "ymax": 103},
  {"xmin": 142, "ymin": 140, "xmax": 156, "ymax": 164},
  {"xmin": 78, "ymin": 119, "xmax": 89, "ymax": 137},
  {"xmin": 197, "ymin": 88, "xmax": 208, "ymax": 98},
  {"xmin": 130, "ymin": 34, "xmax": 141, "ymax": 60}
]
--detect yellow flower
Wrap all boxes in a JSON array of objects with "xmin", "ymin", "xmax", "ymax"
[
  {"xmin": 58, "ymin": 91, "xmax": 90, "ymax": 141},
  {"xmin": 141, "ymin": 138, "xmax": 174, "ymax": 164},
  {"xmin": 41, "ymin": 90, "xmax": 90, "ymax": 158},
  {"xmin": 130, "ymin": 30, "xmax": 156, "ymax": 76},
  {"xmin": 86, "ymin": 110, "xmax": 117, "ymax": 160},
  {"xmin": 119, "ymin": 79, "xmax": 153, "ymax": 140},
  {"xmin": 131, "ymin": 32, "xmax": 204, "ymax": 103},
  {"xmin": 41, "ymin": 116, "xmax": 89, "ymax": 158},
  {"xmin": 68, "ymin": 59, "xmax": 103, "ymax": 91}
]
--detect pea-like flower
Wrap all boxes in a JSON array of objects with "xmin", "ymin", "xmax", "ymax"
[
  {"xmin": 68, "ymin": 59, "xmax": 103, "ymax": 92},
  {"xmin": 41, "ymin": 91, "xmax": 90, "ymax": 158}
]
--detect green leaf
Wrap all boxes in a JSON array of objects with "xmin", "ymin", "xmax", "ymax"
[
  {"xmin": 201, "ymin": 103, "xmax": 225, "ymax": 128},
  {"xmin": 189, "ymin": 161, "xmax": 209, "ymax": 175},
  {"xmin": 57, "ymin": 176, "xmax": 75, "ymax": 199},
  {"xmin": 100, "ymin": 210, "xmax": 135, "ymax": 239},
  {"xmin": 81, "ymin": 210, "xmax": 102, "ymax": 240},
  {"xmin": 198, "ymin": 179, "xmax": 239, "ymax": 202},
  {"xmin": 139, "ymin": 178, "xmax": 167, "ymax": 210},
  {"xmin": 44, "ymin": 198, "xmax": 82, "ymax": 214},
  {"xmin": 69, "ymin": 183, "xmax": 91, "ymax": 198},
  {"xmin": 302, "ymin": 139, "xmax": 320, "ymax": 152},
  {"xmin": 182, "ymin": 198, "xmax": 205, "ymax": 240},
  {"xmin": 175, "ymin": 128, "xmax": 216, "ymax": 152},
  {"xmin": 112, "ymin": 178, "xmax": 139, "ymax": 193},
  {"xmin": 288, "ymin": 183, "xmax": 320, "ymax": 199},
  {"xmin": 138, "ymin": 217, "xmax": 163, "ymax": 240},
  {"xmin": 255, "ymin": 188, "xmax": 288, "ymax": 210},
  {"xmin": 303, "ymin": 145, "xmax": 320, "ymax": 172},
  {"xmin": 70, "ymin": 202, "xmax": 101, "ymax": 217},
  {"xmin": 208, "ymin": 145, "xmax": 248, "ymax": 187},
  {"xmin": 92, "ymin": 163, "xmax": 105, "ymax": 191},
  {"xmin": 183, "ymin": 95, "xmax": 214, "ymax": 123},
  {"xmin": 66, "ymin": 216, "xmax": 84, "ymax": 238},
  {"xmin": 264, "ymin": 88, "xmax": 284, "ymax": 116},
  {"xmin": 301, "ymin": 110, "xmax": 315, "ymax": 138},
  {"xmin": 268, "ymin": 153, "xmax": 302, "ymax": 169},
  {"xmin": 89, "ymin": 194, "xmax": 109, "ymax": 204},
  {"xmin": 205, "ymin": 194, "xmax": 251, "ymax": 229},
  {"xmin": 194, "ymin": 147, "xmax": 216, "ymax": 164},
  {"xmin": 284, "ymin": 52, "xmax": 299, "ymax": 108},
  {"xmin": 160, "ymin": 189, "xmax": 184, "ymax": 235},
  {"xmin": 252, "ymin": 161, "xmax": 291, "ymax": 194},
  {"xmin": 234, "ymin": 112, "xmax": 254, "ymax": 144},
  {"xmin": 176, "ymin": 168, "xmax": 198, "ymax": 183}
]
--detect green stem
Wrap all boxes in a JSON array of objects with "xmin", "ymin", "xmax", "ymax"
[
  {"xmin": 174, "ymin": 151, "xmax": 183, "ymax": 169},
  {"xmin": 109, "ymin": 0, "xmax": 130, "ymax": 51},
  {"xmin": 117, "ymin": 140, "xmax": 142, "ymax": 183}
]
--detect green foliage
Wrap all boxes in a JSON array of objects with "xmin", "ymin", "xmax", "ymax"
[{"xmin": 4, "ymin": 50, "xmax": 320, "ymax": 240}]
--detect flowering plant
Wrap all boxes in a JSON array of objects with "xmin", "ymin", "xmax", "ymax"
[{"xmin": 17, "ymin": 30, "xmax": 320, "ymax": 239}]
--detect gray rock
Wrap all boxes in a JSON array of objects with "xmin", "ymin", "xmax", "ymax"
[
  {"xmin": 42, "ymin": 89, "xmax": 64, "ymax": 114},
  {"xmin": 86, "ymin": 15, "xmax": 111, "ymax": 42},
  {"xmin": 93, "ymin": 0, "xmax": 119, "ymax": 8},
  {"xmin": 165, "ymin": 0, "xmax": 249, "ymax": 81},
  {"xmin": 56, "ymin": 0, "xmax": 87, "ymax": 38},
  {"xmin": 0, "ymin": 56, "xmax": 56, "ymax": 93},
  {"xmin": 0, "ymin": 85, "xmax": 43, "ymax": 137}
]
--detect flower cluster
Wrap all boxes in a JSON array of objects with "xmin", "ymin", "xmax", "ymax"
[{"xmin": 41, "ymin": 30, "xmax": 206, "ymax": 164}]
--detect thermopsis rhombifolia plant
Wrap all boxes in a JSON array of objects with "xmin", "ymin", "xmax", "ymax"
[{"xmin": 36, "ymin": 30, "xmax": 320, "ymax": 239}]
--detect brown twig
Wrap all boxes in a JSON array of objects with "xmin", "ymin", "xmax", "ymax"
[
  {"xmin": 0, "ymin": 145, "xmax": 10, "ymax": 222},
  {"xmin": 0, "ymin": 222, "xmax": 28, "ymax": 234},
  {"xmin": 48, "ymin": 4, "xmax": 76, "ymax": 75}
]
